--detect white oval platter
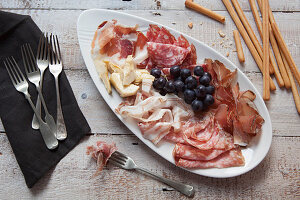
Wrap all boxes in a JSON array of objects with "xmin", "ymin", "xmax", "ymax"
[{"xmin": 77, "ymin": 9, "xmax": 272, "ymax": 178}]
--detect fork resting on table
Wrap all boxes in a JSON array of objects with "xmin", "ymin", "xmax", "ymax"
[{"xmin": 109, "ymin": 151, "xmax": 195, "ymax": 197}]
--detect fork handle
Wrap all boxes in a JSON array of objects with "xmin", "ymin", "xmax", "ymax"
[
  {"xmin": 25, "ymin": 94, "xmax": 58, "ymax": 150},
  {"xmin": 135, "ymin": 167, "xmax": 195, "ymax": 197}
]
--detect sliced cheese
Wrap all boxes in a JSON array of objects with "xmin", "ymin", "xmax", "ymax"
[
  {"xmin": 122, "ymin": 55, "xmax": 136, "ymax": 86},
  {"xmin": 134, "ymin": 69, "xmax": 150, "ymax": 85},
  {"xmin": 110, "ymin": 73, "xmax": 139, "ymax": 97},
  {"xmin": 107, "ymin": 61, "xmax": 122, "ymax": 73},
  {"xmin": 141, "ymin": 74, "xmax": 155, "ymax": 95},
  {"xmin": 93, "ymin": 59, "xmax": 111, "ymax": 94}
]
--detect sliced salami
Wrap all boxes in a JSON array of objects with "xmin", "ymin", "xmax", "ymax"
[
  {"xmin": 147, "ymin": 42, "xmax": 189, "ymax": 67},
  {"xmin": 147, "ymin": 24, "xmax": 161, "ymax": 42},
  {"xmin": 176, "ymin": 148, "xmax": 245, "ymax": 169},
  {"xmin": 173, "ymin": 143, "xmax": 227, "ymax": 161},
  {"xmin": 155, "ymin": 27, "xmax": 176, "ymax": 44}
]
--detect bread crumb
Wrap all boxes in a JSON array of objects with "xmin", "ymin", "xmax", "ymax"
[
  {"xmin": 199, "ymin": 22, "xmax": 203, "ymax": 25},
  {"xmin": 226, "ymin": 52, "xmax": 230, "ymax": 57},
  {"xmin": 218, "ymin": 30, "xmax": 226, "ymax": 38},
  {"xmin": 188, "ymin": 22, "xmax": 193, "ymax": 29}
]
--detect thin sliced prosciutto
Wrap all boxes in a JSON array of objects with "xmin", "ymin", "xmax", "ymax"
[{"xmin": 86, "ymin": 141, "xmax": 117, "ymax": 176}]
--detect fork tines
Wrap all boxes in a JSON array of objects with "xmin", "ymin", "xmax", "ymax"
[
  {"xmin": 37, "ymin": 33, "xmax": 49, "ymax": 61},
  {"xmin": 49, "ymin": 34, "xmax": 62, "ymax": 65},
  {"xmin": 4, "ymin": 56, "xmax": 26, "ymax": 86},
  {"xmin": 21, "ymin": 44, "xmax": 39, "ymax": 74}
]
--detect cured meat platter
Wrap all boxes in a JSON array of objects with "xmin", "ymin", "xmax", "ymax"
[{"xmin": 77, "ymin": 9, "xmax": 272, "ymax": 178}]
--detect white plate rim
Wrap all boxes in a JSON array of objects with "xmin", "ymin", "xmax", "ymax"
[{"xmin": 77, "ymin": 8, "xmax": 272, "ymax": 178}]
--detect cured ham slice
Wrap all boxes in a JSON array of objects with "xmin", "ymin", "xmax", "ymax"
[
  {"xmin": 86, "ymin": 141, "xmax": 117, "ymax": 176},
  {"xmin": 91, "ymin": 20, "xmax": 148, "ymax": 67},
  {"xmin": 176, "ymin": 148, "xmax": 245, "ymax": 169},
  {"xmin": 147, "ymin": 42, "xmax": 189, "ymax": 67}
]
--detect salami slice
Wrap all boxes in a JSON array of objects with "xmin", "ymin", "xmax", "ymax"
[
  {"xmin": 155, "ymin": 27, "xmax": 176, "ymax": 44},
  {"xmin": 175, "ymin": 35, "xmax": 190, "ymax": 48},
  {"xmin": 182, "ymin": 44, "xmax": 197, "ymax": 66},
  {"xmin": 176, "ymin": 148, "xmax": 245, "ymax": 169},
  {"xmin": 147, "ymin": 42, "xmax": 189, "ymax": 67},
  {"xmin": 173, "ymin": 143, "xmax": 227, "ymax": 161},
  {"xmin": 147, "ymin": 24, "xmax": 161, "ymax": 42}
]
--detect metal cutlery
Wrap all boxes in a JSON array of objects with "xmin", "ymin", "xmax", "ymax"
[
  {"xmin": 48, "ymin": 34, "xmax": 67, "ymax": 140},
  {"xmin": 3, "ymin": 56, "xmax": 58, "ymax": 150},
  {"xmin": 109, "ymin": 151, "xmax": 195, "ymax": 197},
  {"xmin": 21, "ymin": 43, "xmax": 57, "ymax": 138},
  {"xmin": 32, "ymin": 34, "xmax": 50, "ymax": 130}
]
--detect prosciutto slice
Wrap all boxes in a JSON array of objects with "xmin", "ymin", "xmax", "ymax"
[
  {"xmin": 91, "ymin": 20, "xmax": 148, "ymax": 66},
  {"xmin": 86, "ymin": 141, "xmax": 117, "ymax": 176}
]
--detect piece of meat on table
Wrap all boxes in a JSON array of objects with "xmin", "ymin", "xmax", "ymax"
[{"xmin": 86, "ymin": 141, "xmax": 117, "ymax": 176}]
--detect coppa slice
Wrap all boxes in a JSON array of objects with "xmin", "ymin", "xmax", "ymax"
[{"xmin": 147, "ymin": 42, "xmax": 189, "ymax": 67}]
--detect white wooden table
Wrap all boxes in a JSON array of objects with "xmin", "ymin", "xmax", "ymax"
[{"xmin": 0, "ymin": 0, "xmax": 299, "ymax": 199}]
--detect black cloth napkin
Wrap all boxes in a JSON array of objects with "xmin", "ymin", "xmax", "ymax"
[{"xmin": 0, "ymin": 11, "xmax": 91, "ymax": 188}]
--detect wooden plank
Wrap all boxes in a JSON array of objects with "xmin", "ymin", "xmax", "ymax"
[
  {"xmin": 1, "ymin": 69, "xmax": 299, "ymax": 136},
  {"xmin": 0, "ymin": 134, "xmax": 298, "ymax": 199},
  {"xmin": 1, "ymin": 0, "xmax": 300, "ymax": 11},
  {"xmin": 2, "ymin": 9, "xmax": 300, "ymax": 75}
]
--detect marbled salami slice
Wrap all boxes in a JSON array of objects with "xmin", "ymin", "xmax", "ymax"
[
  {"xmin": 173, "ymin": 143, "xmax": 227, "ymax": 161},
  {"xmin": 147, "ymin": 24, "xmax": 161, "ymax": 42},
  {"xmin": 155, "ymin": 27, "xmax": 176, "ymax": 44},
  {"xmin": 176, "ymin": 148, "xmax": 245, "ymax": 168},
  {"xmin": 147, "ymin": 42, "xmax": 189, "ymax": 67}
]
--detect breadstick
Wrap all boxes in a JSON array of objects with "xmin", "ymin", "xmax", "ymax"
[
  {"xmin": 250, "ymin": 0, "xmax": 290, "ymax": 88},
  {"xmin": 254, "ymin": 0, "xmax": 291, "ymax": 88},
  {"xmin": 185, "ymin": 0, "xmax": 225, "ymax": 23},
  {"xmin": 231, "ymin": 0, "xmax": 277, "ymax": 76},
  {"xmin": 280, "ymin": 49, "xmax": 300, "ymax": 114},
  {"xmin": 262, "ymin": 0, "xmax": 270, "ymax": 100},
  {"xmin": 231, "ymin": 0, "xmax": 285, "ymax": 88},
  {"xmin": 233, "ymin": 30, "xmax": 245, "ymax": 63},
  {"xmin": 271, "ymin": 22, "xmax": 300, "ymax": 87},
  {"xmin": 221, "ymin": 0, "xmax": 276, "ymax": 90}
]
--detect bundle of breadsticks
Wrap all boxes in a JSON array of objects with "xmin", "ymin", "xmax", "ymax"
[{"xmin": 185, "ymin": 0, "xmax": 299, "ymax": 113}]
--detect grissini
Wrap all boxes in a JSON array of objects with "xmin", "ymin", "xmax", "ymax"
[
  {"xmin": 271, "ymin": 22, "xmax": 300, "ymax": 87},
  {"xmin": 262, "ymin": 0, "xmax": 270, "ymax": 100},
  {"xmin": 221, "ymin": 0, "xmax": 276, "ymax": 90},
  {"xmin": 233, "ymin": 30, "xmax": 245, "ymax": 63},
  {"xmin": 253, "ymin": 0, "xmax": 291, "ymax": 89},
  {"xmin": 280, "ymin": 49, "xmax": 300, "ymax": 114},
  {"xmin": 185, "ymin": 0, "xmax": 225, "ymax": 23},
  {"xmin": 231, "ymin": 0, "xmax": 286, "ymax": 88}
]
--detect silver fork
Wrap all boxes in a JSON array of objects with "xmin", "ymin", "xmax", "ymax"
[
  {"xmin": 109, "ymin": 151, "xmax": 195, "ymax": 197},
  {"xmin": 32, "ymin": 34, "xmax": 49, "ymax": 130},
  {"xmin": 49, "ymin": 34, "xmax": 67, "ymax": 140},
  {"xmin": 3, "ymin": 56, "xmax": 58, "ymax": 150},
  {"xmin": 21, "ymin": 43, "xmax": 57, "ymax": 138}
]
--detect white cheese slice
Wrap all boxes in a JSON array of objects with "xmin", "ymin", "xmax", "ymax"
[{"xmin": 110, "ymin": 73, "xmax": 139, "ymax": 97}]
